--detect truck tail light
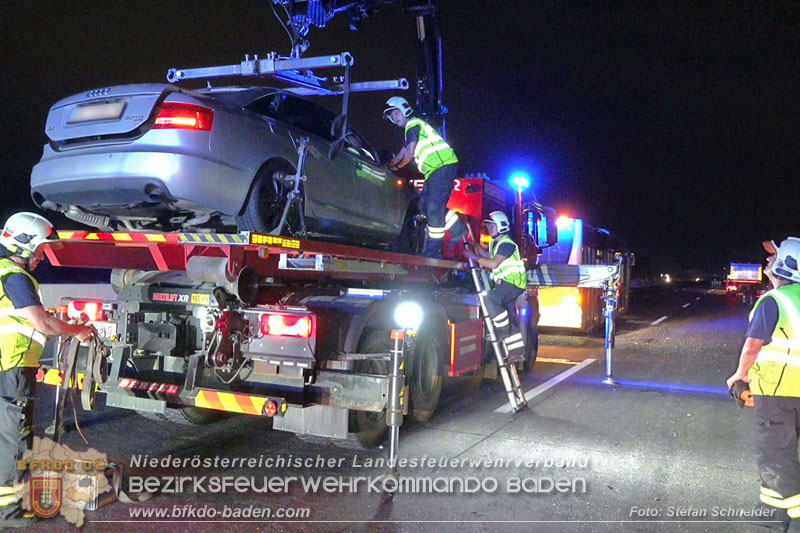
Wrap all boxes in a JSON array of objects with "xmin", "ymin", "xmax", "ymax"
[
  {"xmin": 260, "ymin": 313, "xmax": 313, "ymax": 338},
  {"xmin": 153, "ymin": 102, "xmax": 213, "ymax": 131},
  {"xmin": 66, "ymin": 300, "xmax": 105, "ymax": 322}
]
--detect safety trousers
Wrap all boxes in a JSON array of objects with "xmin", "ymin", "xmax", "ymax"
[
  {"xmin": 419, "ymin": 163, "xmax": 465, "ymax": 242},
  {"xmin": 753, "ymin": 395, "xmax": 800, "ymax": 526},
  {"xmin": 0, "ymin": 367, "xmax": 36, "ymax": 521},
  {"xmin": 485, "ymin": 281, "xmax": 525, "ymax": 360}
]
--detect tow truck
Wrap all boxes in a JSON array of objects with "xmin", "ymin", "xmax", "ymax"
[
  {"xmin": 37, "ymin": 175, "xmax": 624, "ymax": 460},
  {"xmin": 33, "ymin": 2, "xmax": 627, "ymax": 463}
]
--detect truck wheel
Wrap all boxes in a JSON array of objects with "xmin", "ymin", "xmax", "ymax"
[
  {"xmin": 236, "ymin": 164, "xmax": 301, "ymax": 235},
  {"xmin": 520, "ymin": 319, "xmax": 538, "ymax": 374},
  {"xmin": 139, "ymin": 406, "xmax": 224, "ymax": 426},
  {"xmin": 409, "ymin": 328, "xmax": 444, "ymax": 422},
  {"xmin": 351, "ymin": 330, "xmax": 391, "ymax": 449}
]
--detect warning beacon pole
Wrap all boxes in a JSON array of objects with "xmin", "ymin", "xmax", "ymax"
[{"xmin": 384, "ymin": 301, "xmax": 423, "ymax": 487}]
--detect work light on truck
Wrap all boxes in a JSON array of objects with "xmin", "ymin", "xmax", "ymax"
[
  {"xmin": 260, "ymin": 313, "xmax": 313, "ymax": 338},
  {"xmin": 394, "ymin": 301, "xmax": 423, "ymax": 331}
]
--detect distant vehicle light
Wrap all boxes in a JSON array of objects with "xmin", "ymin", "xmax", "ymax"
[
  {"xmin": 154, "ymin": 102, "xmax": 214, "ymax": 131},
  {"xmin": 556, "ymin": 216, "xmax": 573, "ymax": 229}
]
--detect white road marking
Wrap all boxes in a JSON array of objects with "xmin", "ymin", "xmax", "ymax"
[
  {"xmin": 495, "ymin": 358, "xmax": 595, "ymax": 413},
  {"xmin": 537, "ymin": 357, "xmax": 581, "ymax": 366},
  {"xmin": 682, "ymin": 303, "xmax": 691, "ymax": 308},
  {"xmin": 651, "ymin": 315, "xmax": 668, "ymax": 326},
  {"xmin": 695, "ymin": 297, "xmax": 701, "ymax": 301}
]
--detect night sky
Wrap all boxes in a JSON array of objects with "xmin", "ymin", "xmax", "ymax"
[{"xmin": 2, "ymin": 1, "xmax": 798, "ymax": 278}]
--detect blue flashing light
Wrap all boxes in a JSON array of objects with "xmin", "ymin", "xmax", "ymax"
[
  {"xmin": 510, "ymin": 172, "xmax": 530, "ymax": 190},
  {"xmin": 598, "ymin": 228, "xmax": 610, "ymax": 235}
]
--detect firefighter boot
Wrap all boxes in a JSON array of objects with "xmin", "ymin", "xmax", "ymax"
[
  {"xmin": 503, "ymin": 329, "xmax": 526, "ymax": 364},
  {"xmin": 421, "ymin": 239, "xmax": 444, "ymax": 259},
  {"xmin": 448, "ymin": 219, "xmax": 468, "ymax": 244},
  {"xmin": 749, "ymin": 502, "xmax": 789, "ymax": 531}
]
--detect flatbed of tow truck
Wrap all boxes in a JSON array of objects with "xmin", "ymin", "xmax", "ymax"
[{"xmin": 45, "ymin": 230, "xmax": 467, "ymax": 284}]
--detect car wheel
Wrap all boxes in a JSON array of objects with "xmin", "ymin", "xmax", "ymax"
[
  {"xmin": 393, "ymin": 201, "xmax": 425, "ymax": 254},
  {"xmin": 236, "ymin": 164, "xmax": 302, "ymax": 235}
]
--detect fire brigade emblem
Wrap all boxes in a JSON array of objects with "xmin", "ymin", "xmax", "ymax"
[{"xmin": 30, "ymin": 476, "xmax": 62, "ymax": 518}]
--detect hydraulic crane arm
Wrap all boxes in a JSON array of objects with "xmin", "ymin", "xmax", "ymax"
[{"xmin": 271, "ymin": 0, "xmax": 446, "ymax": 133}]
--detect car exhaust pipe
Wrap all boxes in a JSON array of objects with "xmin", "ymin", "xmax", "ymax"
[
  {"xmin": 144, "ymin": 184, "xmax": 166, "ymax": 203},
  {"xmin": 62, "ymin": 206, "xmax": 112, "ymax": 231},
  {"xmin": 186, "ymin": 257, "xmax": 259, "ymax": 305}
]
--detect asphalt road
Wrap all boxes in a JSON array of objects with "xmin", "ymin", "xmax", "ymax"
[{"xmin": 20, "ymin": 286, "xmax": 776, "ymax": 532}]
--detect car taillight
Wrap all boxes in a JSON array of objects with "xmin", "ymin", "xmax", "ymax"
[
  {"xmin": 153, "ymin": 102, "xmax": 213, "ymax": 131},
  {"xmin": 66, "ymin": 300, "xmax": 105, "ymax": 322},
  {"xmin": 260, "ymin": 313, "xmax": 313, "ymax": 338}
]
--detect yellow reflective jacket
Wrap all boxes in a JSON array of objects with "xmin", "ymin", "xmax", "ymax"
[
  {"xmin": 490, "ymin": 235, "xmax": 527, "ymax": 290},
  {"xmin": 749, "ymin": 283, "xmax": 800, "ymax": 397},
  {"xmin": 404, "ymin": 118, "xmax": 457, "ymax": 179},
  {"xmin": 0, "ymin": 258, "xmax": 45, "ymax": 370}
]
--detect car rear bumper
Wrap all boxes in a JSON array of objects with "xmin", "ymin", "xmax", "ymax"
[{"xmin": 31, "ymin": 149, "xmax": 251, "ymax": 216}]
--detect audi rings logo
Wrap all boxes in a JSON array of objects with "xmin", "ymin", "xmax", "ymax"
[{"xmin": 87, "ymin": 88, "xmax": 111, "ymax": 98}]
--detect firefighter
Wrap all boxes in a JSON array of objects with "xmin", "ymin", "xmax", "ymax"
[
  {"xmin": 0, "ymin": 212, "xmax": 92, "ymax": 527},
  {"xmin": 463, "ymin": 211, "xmax": 527, "ymax": 361},
  {"xmin": 726, "ymin": 237, "xmax": 800, "ymax": 532},
  {"xmin": 383, "ymin": 96, "xmax": 467, "ymax": 258}
]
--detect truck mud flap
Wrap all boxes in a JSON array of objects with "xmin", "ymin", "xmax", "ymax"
[
  {"xmin": 273, "ymin": 405, "xmax": 348, "ymax": 440},
  {"xmin": 312, "ymin": 371, "xmax": 389, "ymax": 412}
]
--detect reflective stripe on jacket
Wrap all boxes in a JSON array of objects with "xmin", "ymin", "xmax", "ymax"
[
  {"xmin": 748, "ymin": 283, "xmax": 800, "ymax": 397},
  {"xmin": 0, "ymin": 258, "xmax": 45, "ymax": 370},
  {"xmin": 404, "ymin": 118, "xmax": 458, "ymax": 179},
  {"xmin": 489, "ymin": 235, "xmax": 527, "ymax": 290}
]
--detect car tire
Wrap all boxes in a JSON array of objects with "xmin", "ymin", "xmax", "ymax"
[
  {"xmin": 393, "ymin": 201, "xmax": 425, "ymax": 255},
  {"xmin": 350, "ymin": 330, "xmax": 391, "ymax": 449},
  {"xmin": 236, "ymin": 164, "xmax": 302, "ymax": 235}
]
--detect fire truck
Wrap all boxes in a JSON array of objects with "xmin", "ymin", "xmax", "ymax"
[{"xmin": 537, "ymin": 217, "xmax": 633, "ymax": 333}]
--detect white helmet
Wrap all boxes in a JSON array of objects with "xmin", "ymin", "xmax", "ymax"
[
  {"xmin": 764, "ymin": 237, "xmax": 800, "ymax": 283},
  {"xmin": 0, "ymin": 212, "xmax": 57, "ymax": 260},
  {"xmin": 484, "ymin": 211, "xmax": 510, "ymax": 234},
  {"xmin": 383, "ymin": 96, "xmax": 413, "ymax": 124}
]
